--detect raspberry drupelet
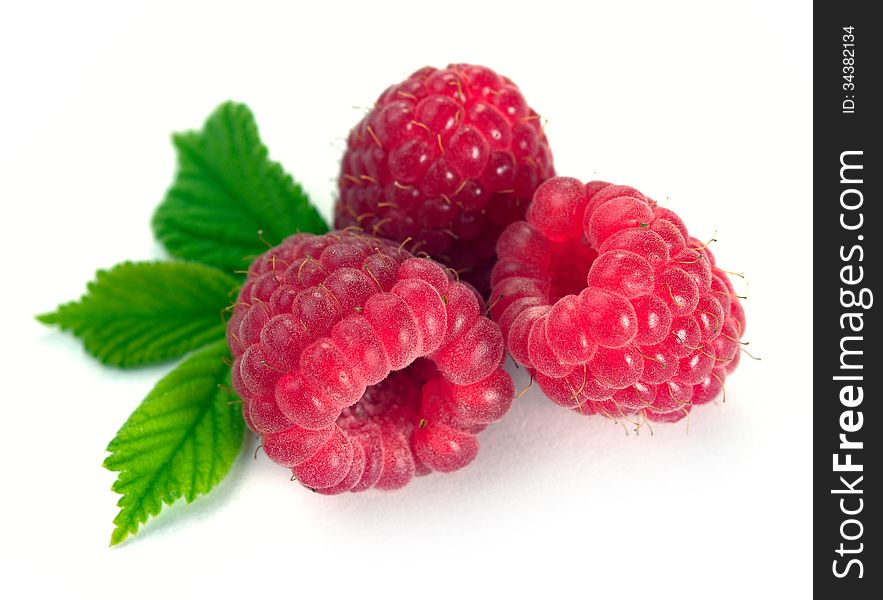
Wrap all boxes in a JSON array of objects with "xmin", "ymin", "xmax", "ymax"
[
  {"xmin": 227, "ymin": 230, "xmax": 514, "ymax": 493},
  {"xmin": 490, "ymin": 177, "xmax": 746, "ymax": 424},
  {"xmin": 334, "ymin": 64, "xmax": 555, "ymax": 297}
]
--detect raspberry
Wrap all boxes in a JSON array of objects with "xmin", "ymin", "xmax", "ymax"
[
  {"xmin": 228, "ymin": 230, "xmax": 513, "ymax": 493},
  {"xmin": 334, "ymin": 64, "xmax": 555, "ymax": 297},
  {"xmin": 491, "ymin": 177, "xmax": 746, "ymax": 424}
]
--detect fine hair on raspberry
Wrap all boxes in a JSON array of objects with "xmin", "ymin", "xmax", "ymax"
[
  {"xmin": 490, "ymin": 177, "xmax": 746, "ymax": 424},
  {"xmin": 227, "ymin": 230, "xmax": 514, "ymax": 493},
  {"xmin": 334, "ymin": 63, "xmax": 555, "ymax": 297}
]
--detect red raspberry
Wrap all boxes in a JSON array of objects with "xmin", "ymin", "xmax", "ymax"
[
  {"xmin": 491, "ymin": 177, "xmax": 745, "ymax": 424},
  {"xmin": 228, "ymin": 230, "xmax": 513, "ymax": 493},
  {"xmin": 334, "ymin": 64, "xmax": 555, "ymax": 297}
]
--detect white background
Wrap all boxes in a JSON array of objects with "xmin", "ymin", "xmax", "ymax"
[{"xmin": 1, "ymin": 1, "xmax": 812, "ymax": 598}]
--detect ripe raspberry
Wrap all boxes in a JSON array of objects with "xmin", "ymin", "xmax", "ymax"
[
  {"xmin": 228, "ymin": 230, "xmax": 513, "ymax": 493},
  {"xmin": 334, "ymin": 64, "xmax": 555, "ymax": 297},
  {"xmin": 491, "ymin": 177, "xmax": 746, "ymax": 424}
]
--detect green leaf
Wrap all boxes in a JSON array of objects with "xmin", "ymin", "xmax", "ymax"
[
  {"xmin": 152, "ymin": 101, "xmax": 328, "ymax": 273},
  {"xmin": 37, "ymin": 261, "xmax": 238, "ymax": 368},
  {"xmin": 104, "ymin": 340, "xmax": 245, "ymax": 546}
]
